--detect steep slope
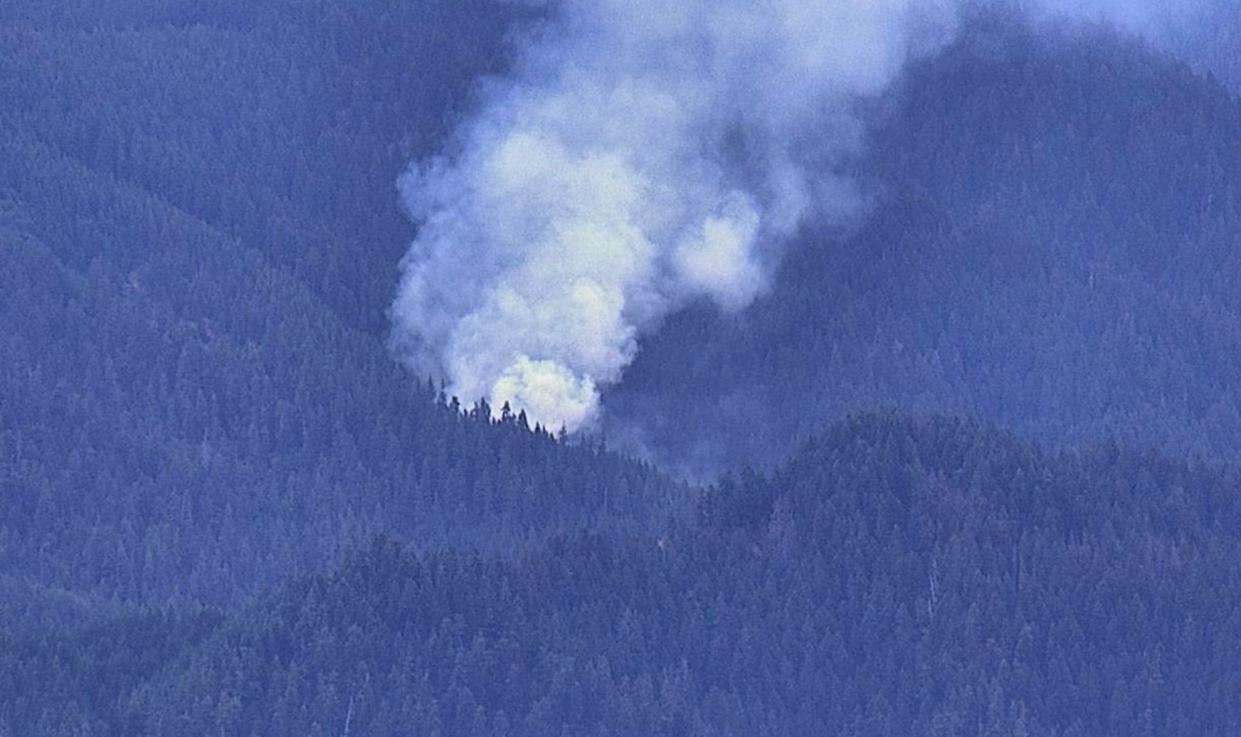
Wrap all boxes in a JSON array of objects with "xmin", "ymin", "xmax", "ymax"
[
  {"xmin": 0, "ymin": 0, "xmax": 520, "ymax": 335},
  {"xmin": 11, "ymin": 414, "xmax": 1238, "ymax": 736},
  {"xmin": 604, "ymin": 15, "xmax": 1241, "ymax": 475},
  {"xmin": 0, "ymin": 1, "xmax": 680, "ymax": 609},
  {"xmin": 1163, "ymin": 0, "xmax": 1241, "ymax": 94}
]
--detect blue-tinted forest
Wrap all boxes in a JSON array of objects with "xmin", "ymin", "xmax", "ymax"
[
  {"xmin": 2, "ymin": 1, "xmax": 1241, "ymax": 735},
  {"xmin": 606, "ymin": 11, "xmax": 1241, "ymax": 474}
]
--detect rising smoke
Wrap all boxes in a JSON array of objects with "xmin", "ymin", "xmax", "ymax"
[{"xmin": 390, "ymin": 0, "xmax": 1185, "ymax": 434}]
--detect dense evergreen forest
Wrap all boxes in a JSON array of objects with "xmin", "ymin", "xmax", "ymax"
[
  {"xmin": 7, "ymin": 416, "xmax": 1241, "ymax": 735},
  {"xmin": 0, "ymin": 0, "xmax": 688, "ymax": 611},
  {"xmin": 3, "ymin": 1, "xmax": 1241, "ymax": 735}
]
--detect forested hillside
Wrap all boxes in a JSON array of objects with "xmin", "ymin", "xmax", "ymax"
[
  {"xmin": 0, "ymin": 0, "xmax": 680, "ymax": 610},
  {"xmin": 7, "ymin": 415, "xmax": 1241, "ymax": 736},
  {"xmin": 4, "ymin": 1, "xmax": 1241, "ymax": 735},
  {"xmin": 1165, "ymin": 0, "xmax": 1241, "ymax": 93},
  {"xmin": 606, "ymin": 13, "xmax": 1241, "ymax": 475}
]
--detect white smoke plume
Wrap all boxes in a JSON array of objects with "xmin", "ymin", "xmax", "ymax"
[{"xmin": 390, "ymin": 0, "xmax": 1185, "ymax": 434}]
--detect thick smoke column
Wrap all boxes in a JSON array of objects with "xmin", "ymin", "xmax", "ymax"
[
  {"xmin": 390, "ymin": 0, "xmax": 1178, "ymax": 433},
  {"xmin": 391, "ymin": 0, "xmax": 959, "ymax": 432}
]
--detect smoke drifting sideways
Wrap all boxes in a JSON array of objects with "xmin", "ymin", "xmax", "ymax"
[
  {"xmin": 389, "ymin": 0, "xmax": 1187, "ymax": 435},
  {"xmin": 390, "ymin": 0, "xmax": 961, "ymax": 433}
]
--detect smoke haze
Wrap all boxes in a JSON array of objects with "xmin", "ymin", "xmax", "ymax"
[{"xmin": 390, "ymin": 0, "xmax": 1188, "ymax": 434}]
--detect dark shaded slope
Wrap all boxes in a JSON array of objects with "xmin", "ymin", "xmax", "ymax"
[
  {"xmin": 0, "ymin": 0, "xmax": 520, "ymax": 335},
  {"xmin": 21, "ymin": 414, "xmax": 1238, "ymax": 736},
  {"xmin": 1164, "ymin": 0, "xmax": 1241, "ymax": 95},
  {"xmin": 0, "ymin": 3, "xmax": 679, "ymax": 609},
  {"xmin": 0, "ymin": 132, "xmax": 681, "ymax": 606},
  {"xmin": 604, "ymin": 17, "xmax": 1241, "ymax": 476}
]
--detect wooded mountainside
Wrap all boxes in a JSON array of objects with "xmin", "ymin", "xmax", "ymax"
[
  {"xmin": 607, "ymin": 10, "xmax": 1241, "ymax": 474},
  {"xmin": 2, "ymin": 2, "xmax": 1241, "ymax": 735},
  {"xmin": 7, "ymin": 416, "xmax": 1241, "ymax": 735},
  {"xmin": 0, "ymin": 0, "xmax": 688, "ymax": 611}
]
